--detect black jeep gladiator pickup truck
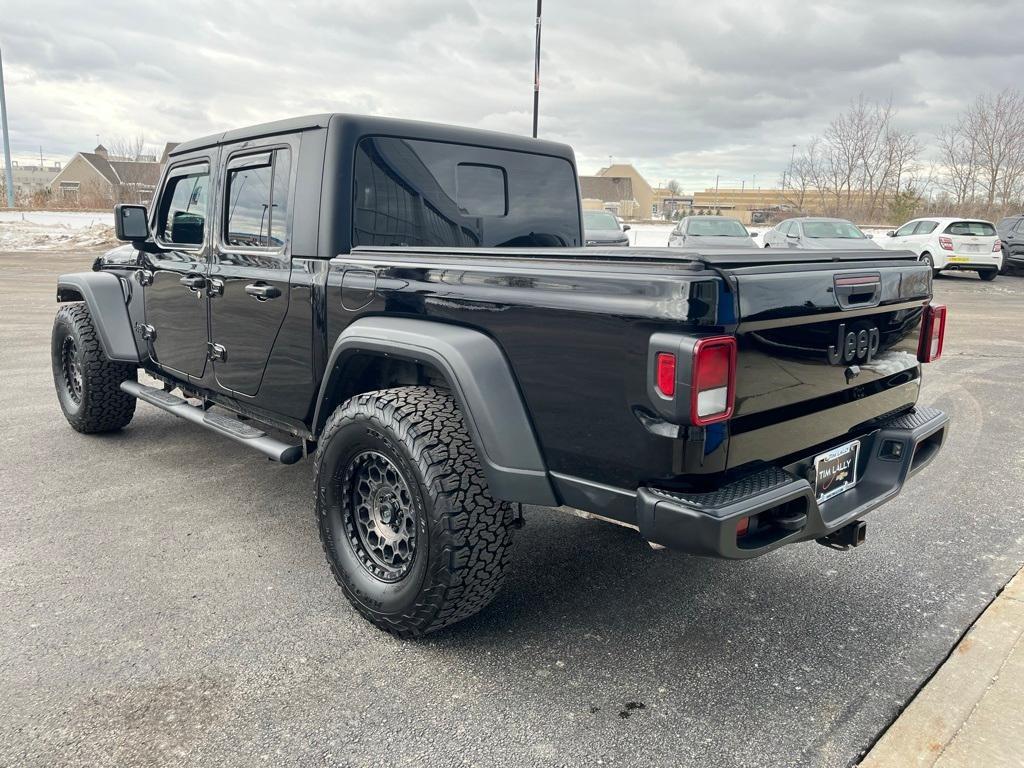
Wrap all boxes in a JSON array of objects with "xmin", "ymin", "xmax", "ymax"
[{"xmin": 51, "ymin": 114, "xmax": 949, "ymax": 636}]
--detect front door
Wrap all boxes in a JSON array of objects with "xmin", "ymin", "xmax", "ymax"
[
  {"xmin": 144, "ymin": 160, "xmax": 213, "ymax": 379},
  {"xmin": 207, "ymin": 142, "xmax": 295, "ymax": 396}
]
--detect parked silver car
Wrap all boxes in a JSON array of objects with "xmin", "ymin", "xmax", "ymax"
[
  {"xmin": 763, "ymin": 217, "xmax": 880, "ymax": 250},
  {"xmin": 667, "ymin": 216, "xmax": 757, "ymax": 248},
  {"xmin": 583, "ymin": 210, "xmax": 630, "ymax": 246}
]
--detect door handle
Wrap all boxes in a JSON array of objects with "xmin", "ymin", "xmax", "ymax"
[
  {"xmin": 245, "ymin": 283, "xmax": 281, "ymax": 301},
  {"xmin": 180, "ymin": 274, "xmax": 206, "ymax": 290}
]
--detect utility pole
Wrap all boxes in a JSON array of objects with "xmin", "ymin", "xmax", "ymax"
[
  {"xmin": 532, "ymin": 0, "xmax": 542, "ymax": 138},
  {"xmin": 785, "ymin": 143, "xmax": 796, "ymax": 189},
  {"xmin": 0, "ymin": 47, "xmax": 15, "ymax": 208}
]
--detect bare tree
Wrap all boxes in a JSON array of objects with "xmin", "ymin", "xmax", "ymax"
[
  {"xmin": 106, "ymin": 134, "xmax": 161, "ymax": 204},
  {"xmin": 935, "ymin": 89, "xmax": 1024, "ymax": 215},
  {"xmin": 666, "ymin": 179, "xmax": 682, "ymax": 196}
]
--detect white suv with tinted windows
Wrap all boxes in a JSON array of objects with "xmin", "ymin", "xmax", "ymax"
[{"xmin": 881, "ymin": 218, "xmax": 1002, "ymax": 281}]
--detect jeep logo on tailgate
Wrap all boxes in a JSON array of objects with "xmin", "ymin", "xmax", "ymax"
[{"xmin": 827, "ymin": 323, "xmax": 880, "ymax": 365}]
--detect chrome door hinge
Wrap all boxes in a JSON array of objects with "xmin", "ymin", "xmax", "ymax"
[
  {"xmin": 135, "ymin": 323, "xmax": 157, "ymax": 341},
  {"xmin": 207, "ymin": 278, "xmax": 225, "ymax": 298},
  {"xmin": 135, "ymin": 270, "xmax": 154, "ymax": 286},
  {"xmin": 207, "ymin": 342, "xmax": 227, "ymax": 362}
]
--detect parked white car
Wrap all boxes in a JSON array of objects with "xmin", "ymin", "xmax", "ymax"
[{"xmin": 881, "ymin": 218, "xmax": 1002, "ymax": 281}]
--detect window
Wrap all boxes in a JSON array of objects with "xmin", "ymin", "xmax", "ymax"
[
  {"xmin": 224, "ymin": 149, "xmax": 291, "ymax": 249},
  {"xmin": 944, "ymin": 221, "xmax": 996, "ymax": 237},
  {"xmin": 1014, "ymin": 219, "xmax": 1024, "ymax": 233},
  {"xmin": 895, "ymin": 221, "xmax": 919, "ymax": 237},
  {"xmin": 913, "ymin": 221, "xmax": 938, "ymax": 235},
  {"xmin": 456, "ymin": 164, "xmax": 507, "ymax": 216},
  {"xmin": 802, "ymin": 220, "xmax": 866, "ymax": 239},
  {"xmin": 352, "ymin": 137, "xmax": 580, "ymax": 249},
  {"xmin": 686, "ymin": 218, "xmax": 748, "ymax": 237},
  {"xmin": 59, "ymin": 181, "xmax": 80, "ymax": 202},
  {"xmin": 584, "ymin": 210, "xmax": 621, "ymax": 231},
  {"xmin": 158, "ymin": 164, "xmax": 209, "ymax": 246}
]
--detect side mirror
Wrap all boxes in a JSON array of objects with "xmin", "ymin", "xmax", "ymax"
[
  {"xmin": 887, "ymin": 230, "xmax": 896, "ymax": 237},
  {"xmin": 747, "ymin": 231, "xmax": 758, "ymax": 237},
  {"xmin": 864, "ymin": 233, "xmax": 874, "ymax": 239},
  {"xmin": 622, "ymin": 224, "xmax": 631, "ymax": 232},
  {"xmin": 786, "ymin": 232, "xmax": 799, "ymax": 239},
  {"xmin": 115, "ymin": 204, "xmax": 150, "ymax": 242}
]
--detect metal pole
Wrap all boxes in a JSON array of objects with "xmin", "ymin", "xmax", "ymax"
[
  {"xmin": 532, "ymin": 0, "xmax": 542, "ymax": 138},
  {"xmin": 0, "ymin": 48, "xmax": 16, "ymax": 208}
]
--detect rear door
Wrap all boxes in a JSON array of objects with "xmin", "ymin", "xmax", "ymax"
[
  {"xmin": 207, "ymin": 138, "xmax": 296, "ymax": 396},
  {"xmin": 144, "ymin": 159, "xmax": 214, "ymax": 378}
]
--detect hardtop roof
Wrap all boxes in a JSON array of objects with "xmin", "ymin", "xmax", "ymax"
[{"xmin": 170, "ymin": 113, "xmax": 576, "ymax": 160}]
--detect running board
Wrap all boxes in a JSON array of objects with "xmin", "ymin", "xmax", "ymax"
[{"xmin": 120, "ymin": 381, "xmax": 304, "ymax": 465}]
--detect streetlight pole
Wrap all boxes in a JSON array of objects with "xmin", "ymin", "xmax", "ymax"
[
  {"xmin": 532, "ymin": 0, "xmax": 542, "ymax": 139},
  {"xmin": 0, "ymin": 47, "xmax": 16, "ymax": 208}
]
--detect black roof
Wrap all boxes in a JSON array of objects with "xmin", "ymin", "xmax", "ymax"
[{"xmin": 170, "ymin": 113, "xmax": 575, "ymax": 160}]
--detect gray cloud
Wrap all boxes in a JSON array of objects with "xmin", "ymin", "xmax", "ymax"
[{"xmin": 0, "ymin": 0, "xmax": 1020, "ymax": 191}]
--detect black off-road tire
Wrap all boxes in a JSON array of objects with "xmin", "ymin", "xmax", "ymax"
[
  {"xmin": 51, "ymin": 303, "xmax": 137, "ymax": 433},
  {"xmin": 315, "ymin": 386, "xmax": 516, "ymax": 638}
]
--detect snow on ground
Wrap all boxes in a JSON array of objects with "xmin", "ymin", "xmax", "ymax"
[{"xmin": 0, "ymin": 210, "xmax": 116, "ymax": 251}]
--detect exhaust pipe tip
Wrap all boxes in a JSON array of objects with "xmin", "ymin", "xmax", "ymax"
[{"xmin": 817, "ymin": 520, "xmax": 867, "ymax": 551}]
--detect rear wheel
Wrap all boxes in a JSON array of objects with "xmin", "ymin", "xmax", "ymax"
[
  {"xmin": 51, "ymin": 303, "xmax": 137, "ymax": 433},
  {"xmin": 978, "ymin": 268, "xmax": 998, "ymax": 282},
  {"xmin": 315, "ymin": 386, "xmax": 516, "ymax": 637}
]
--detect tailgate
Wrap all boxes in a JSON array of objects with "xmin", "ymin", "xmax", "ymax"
[{"xmin": 719, "ymin": 256, "xmax": 932, "ymax": 469}]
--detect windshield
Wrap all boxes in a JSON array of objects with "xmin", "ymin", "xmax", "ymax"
[
  {"xmin": 583, "ymin": 211, "xmax": 620, "ymax": 230},
  {"xmin": 802, "ymin": 221, "xmax": 866, "ymax": 239},
  {"xmin": 685, "ymin": 218, "xmax": 748, "ymax": 237},
  {"xmin": 944, "ymin": 221, "xmax": 996, "ymax": 237}
]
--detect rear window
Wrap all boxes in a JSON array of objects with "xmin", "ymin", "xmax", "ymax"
[
  {"xmin": 686, "ymin": 218, "xmax": 748, "ymax": 237},
  {"xmin": 352, "ymin": 137, "xmax": 581, "ymax": 248},
  {"xmin": 944, "ymin": 221, "xmax": 996, "ymax": 236},
  {"xmin": 803, "ymin": 221, "xmax": 866, "ymax": 239}
]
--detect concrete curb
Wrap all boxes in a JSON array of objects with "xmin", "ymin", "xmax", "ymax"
[{"xmin": 860, "ymin": 570, "xmax": 1024, "ymax": 767}]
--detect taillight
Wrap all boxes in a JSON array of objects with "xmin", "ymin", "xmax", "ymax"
[
  {"xmin": 938, "ymin": 236, "xmax": 954, "ymax": 251},
  {"xmin": 655, "ymin": 353, "xmax": 676, "ymax": 397},
  {"xmin": 691, "ymin": 337, "xmax": 737, "ymax": 425},
  {"xmin": 993, "ymin": 240, "xmax": 1002, "ymax": 252},
  {"xmin": 918, "ymin": 304, "xmax": 947, "ymax": 363}
]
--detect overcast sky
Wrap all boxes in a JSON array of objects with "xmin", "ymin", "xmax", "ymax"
[{"xmin": 1, "ymin": 0, "xmax": 1020, "ymax": 192}]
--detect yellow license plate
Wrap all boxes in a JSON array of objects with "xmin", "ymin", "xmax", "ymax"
[{"xmin": 948, "ymin": 256, "xmax": 969, "ymax": 262}]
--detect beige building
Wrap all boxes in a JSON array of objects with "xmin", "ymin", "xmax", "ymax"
[
  {"xmin": 0, "ymin": 161, "xmax": 62, "ymax": 204},
  {"xmin": 579, "ymin": 163, "xmax": 657, "ymax": 220},
  {"xmin": 48, "ymin": 144, "xmax": 168, "ymax": 206}
]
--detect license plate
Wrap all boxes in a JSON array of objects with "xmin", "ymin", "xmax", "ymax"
[
  {"xmin": 948, "ymin": 255, "xmax": 970, "ymax": 262},
  {"xmin": 813, "ymin": 440, "xmax": 860, "ymax": 502},
  {"xmin": 963, "ymin": 244, "xmax": 982, "ymax": 253}
]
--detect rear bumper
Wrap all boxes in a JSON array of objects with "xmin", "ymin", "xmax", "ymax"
[{"xmin": 636, "ymin": 406, "xmax": 949, "ymax": 559}]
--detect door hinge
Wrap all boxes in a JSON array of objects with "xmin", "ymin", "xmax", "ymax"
[
  {"xmin": 207, "ymin": 342, "xmax": 227, "ymax": 362},
  {"xmin": 135, "ymin": 323, "xmax": 156, "ymax": 341},
  {"xmin": 135, "ymin": 270, "xmax": 153, "ymax": 286},
  {"xmin": 207, "ymin": 278, "xmax": 225, "ymax": 298}
]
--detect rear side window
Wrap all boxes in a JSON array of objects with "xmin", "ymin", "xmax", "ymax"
[
  {"xmin": 944, "ymin": 221, "xmax": 996, "ymax": 236},
  {"xmin": 224, "ymin": 148, "xmax": 291, "ymax": 249},
  {"xmin": 914, "ymin": 221, "xmax": 938, "ymax": 235},
  {"xmin": 157, "ymin": 164, "xmax": 210, "ymax": 246},
  {"xmin": 352, "ymin": 137, "xmax": 580, "ymax": 248}
]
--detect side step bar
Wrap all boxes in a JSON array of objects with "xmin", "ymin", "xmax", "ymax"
[{"xmin": 120, "ymin": 381, "xmax": 304, "ymax": 465}]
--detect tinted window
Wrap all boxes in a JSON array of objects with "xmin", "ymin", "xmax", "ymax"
[
  {"xmin": 1015, "ymin": 219, "xmax": 1024, "ymax": 232},
  {"xmin": 225, "ymin": 149, "xmax": 291, "ymax": 248},
  {"xmin": 803, "ymin": 220, "xmax": 866, "ymax": 239},
  {"xmin": 944, "ymin": 221, "xmax": 996, "ymax": 236},
  {"xmin": 158, "ymin": 164, "xmax": 209, "ymax": 245},
  {"xmin": 352, "ymin": 137, "xmax": 580, "ymax": 248},
  {"xmin": 914, "ymin": 221, "xmax": 938, "ymax": 235},
  {"xmin": 584, "ymin": 211, "xmax": 620, "ymax": 230},
  {"xmin": 686, "ymin": 218, "xmax": 748, "ymax": 237},
  {"xmin": 456, "ymin": 164, "xmax": 507, "ymax": 216},
  {"xmin": 895, "ymin": 221, "xmax": 919, "ymax": 237}
]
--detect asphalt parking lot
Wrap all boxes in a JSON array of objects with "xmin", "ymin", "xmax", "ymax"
[{"xmin": 1, "ymin": 250, "xmax": 1023, "ymax": 768}]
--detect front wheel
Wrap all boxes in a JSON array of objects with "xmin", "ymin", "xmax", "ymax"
[
  {"xmin": 51, "ymin": 303, "xmax": 137, "ymax": 433},
  {"xmin": 315, "ymin": 386, "xmax": 516, "ymax": 637},
  {"xmin": 921, "ymin": 252, "xmax": 941, "ymax": 279}
]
